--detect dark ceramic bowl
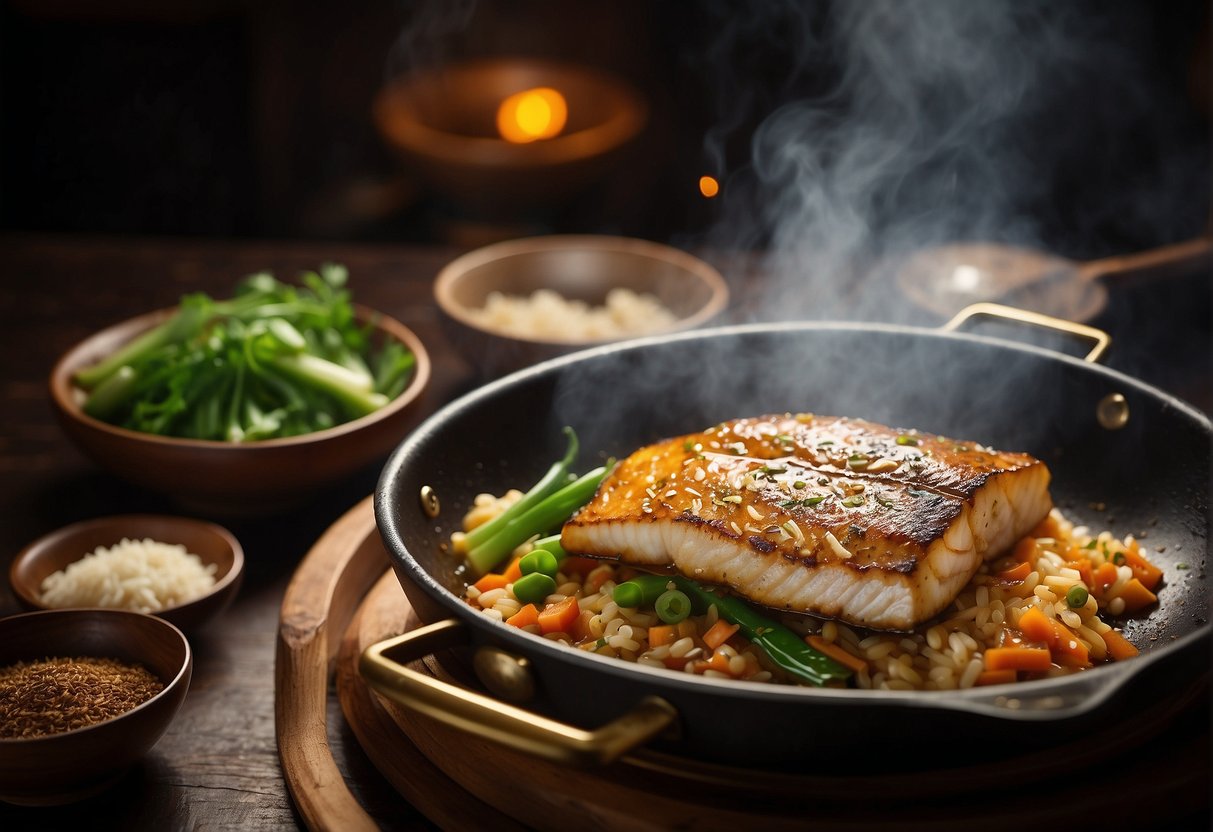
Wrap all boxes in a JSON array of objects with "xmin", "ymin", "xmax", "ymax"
[
  {"xmin": 10, "ymin": 514, "xmax": 244, "ymax": 632},
  {"xmin": 0, "ymin": 609, "xmax": 192, "ymax": 805},
  {"xmin": 434, "ymin": 235, "xmax": 729, "ymax": 377},
  {"xmin": 49, "ymin": 305, "xmax": 430, "ymax": 515}
]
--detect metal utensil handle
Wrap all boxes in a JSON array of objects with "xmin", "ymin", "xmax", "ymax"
[
  {"xmin": 942, "ymin": 302, "xmax": 1111, "ymax": 363},
  {"xmin": 360, "ymin": 618, "xmax": 678, "ymax": 766}
]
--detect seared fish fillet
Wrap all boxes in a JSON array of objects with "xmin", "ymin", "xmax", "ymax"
[{"xmin": 561, "ymin": 414, "xmax": 1052, "ymax": 630}]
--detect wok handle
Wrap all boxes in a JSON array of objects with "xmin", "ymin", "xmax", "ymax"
[
  {"xmin": 942, "ymin": 302, "xmax": 1111, "ymax": 363},
  {"xmin": 360, "ymin": 618, "xmax": 678, "ymax": 766}
]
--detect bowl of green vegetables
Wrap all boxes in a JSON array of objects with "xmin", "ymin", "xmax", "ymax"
[{"xmin": 50, "ymin": 264, "xmax": 430, "ymax": 515}]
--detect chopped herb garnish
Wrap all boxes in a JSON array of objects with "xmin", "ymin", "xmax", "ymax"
[
  {"xmin": 1177, "ymin": 562, "xmax": 1190, "ymax": 570},
  {"xmin": 895, "ymin": 435, "xmax": 918, "ymax": 446},
  {"xmin": 908, "ymin": 488, "xmax": 927, "ymax": 498},
  {"xmin": 817, "ymin": 477, "xmax": 830, "ymax": 486},
  {"xmin": 793, "ymin": 480, "xmax": 807, "ymax": 489},
  {"xmin": 842, "ymin": 495, "xmax": 865, "ymax": 508},
  {"xmin": 875, "ymin": 493, "xmax": 894, "ymax": 508},
  {"xmin": 1112, "ymin": 552, "xmax": 1126, "ymax": 565},
  {"xmin": 818, "ymin": 440, "xmax": 835, "ymax": 446},
  {"xmin": 1066, "ymin": 585, "xmax": 1090, "ymax": 608},
  {"xmin": 1083, "ymin": 540, "xmax": 1098, "ymax": 550},
  {"xmin": 805, "ymin": 495, "xmax": 827, "ymax": 506},
  {"xmin": 683, "ymin": 439, "xmax": 695, "ymax": 451}
]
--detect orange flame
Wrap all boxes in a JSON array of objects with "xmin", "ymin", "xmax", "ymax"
[
  {"xmin": 497, "ymin": 87, "xmax": 569, "ymax": 143},
  {"xmin": 699, "ymin": 175, "xmax": 720, "ymax": 198}
]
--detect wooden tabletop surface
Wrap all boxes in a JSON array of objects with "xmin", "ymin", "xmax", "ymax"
[{"xmin": 0, "ymin": 232, "xmax": 1208, "ymax": 830}]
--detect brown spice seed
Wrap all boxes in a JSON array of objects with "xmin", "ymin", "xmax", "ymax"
[{"xmin": 0, "ymin": 656, "xmax": 164, "ymax": 739}]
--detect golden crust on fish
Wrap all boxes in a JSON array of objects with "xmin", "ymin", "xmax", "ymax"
[{"xmin": 561, "ymin": 414, "xmax": 1052, "ymax": 630}]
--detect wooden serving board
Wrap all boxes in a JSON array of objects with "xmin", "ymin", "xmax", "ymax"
[{"xmin": 280, "ymin": 498, "xmax": 1211, "ymax": 830}]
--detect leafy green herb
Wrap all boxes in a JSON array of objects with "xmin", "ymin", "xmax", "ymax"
[
  {"xmin": 895, "ymin": 435, "xmax": 918, "ymax": 446},
  {"xmin": 74, "ymin": 264, "xmax": 414, "ymax": 442}
]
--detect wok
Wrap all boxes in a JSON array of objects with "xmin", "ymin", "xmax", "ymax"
[{"xmin": 365, "ymin": 305, "xmax": 1210, "ymax": 770}]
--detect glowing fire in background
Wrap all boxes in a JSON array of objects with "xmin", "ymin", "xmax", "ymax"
[
  {"xmin": 497, "ymin": 87, "xmax": 569, "ymax": 143},
  {"xmin": 699, "ymin": 175, "xmax": 720, "ymax": 198}
]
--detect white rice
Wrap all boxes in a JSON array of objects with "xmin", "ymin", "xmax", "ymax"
[
  {"xmin": 39, "ymin": 537, "xmax": 217, "ymax": 613},
  {"xmin": 467, "ymin": 287, "xmax": 678, "ymax": 341}
]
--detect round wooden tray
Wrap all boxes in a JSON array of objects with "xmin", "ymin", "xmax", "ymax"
[{"xmin": 278, "ymin": 498, "xmax": 1211, "ymax": 830}]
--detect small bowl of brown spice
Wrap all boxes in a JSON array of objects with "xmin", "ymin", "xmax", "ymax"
[{"xmin": 0, "ymin": 608, "xmax": 192, "ymax": 805}]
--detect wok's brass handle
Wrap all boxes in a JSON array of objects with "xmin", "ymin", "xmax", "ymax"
[
  {"xmin": 360, "ymin": 618, "xmax": 678, "ymax": 766},
  {"xmin": 943, "ymin": 302, "xmax": 1111, "ymax": 363}
]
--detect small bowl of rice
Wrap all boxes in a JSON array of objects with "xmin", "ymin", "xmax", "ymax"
[
  {"xmin": 434, "ymin": 235, "xmax": 729, "ymax": 377},
  {"xmin": 9, "ymin": 514, "xmax": 244, "ymax": 632}
]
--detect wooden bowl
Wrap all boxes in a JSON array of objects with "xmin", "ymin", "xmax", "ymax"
[
  {"xmin": 10, "ymin": 514, "xmax": 244, "ymax": 632},
  {"xmin": 49, "ymin": 305, "xmax": 430, "ymax": 515},
  {"xmin": 434, "ymin": 235, "xmax": 729, "ymax": 377},
  {"xmin": 374, "ymin": 57, "xmax": 647, "ymax": 211},
  {"xmin": 0, "ymin": 609, "xmax": 192, "ymax": 805}
]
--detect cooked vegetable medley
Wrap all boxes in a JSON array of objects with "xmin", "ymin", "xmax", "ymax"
[
  {"xmin": 74, "ymin": 264, "xmax": 414, "ymax": 441},
  {"xmin": 453, "ymin": 427, "xmax": 1161, "ymax": 690}
]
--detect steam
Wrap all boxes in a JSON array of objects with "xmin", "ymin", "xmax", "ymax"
[
  {"xmin": 385, "ymin": 0, "xmax": 479, "ymax": 78},
  {"xmin": 699, "ymin": 0, "xmax": 1200, "ymax": 324}
]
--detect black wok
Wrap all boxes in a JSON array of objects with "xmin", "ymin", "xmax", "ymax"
[{"xmin": 367, "ymin": 310, "xmax": 1210, "ymax": 770}]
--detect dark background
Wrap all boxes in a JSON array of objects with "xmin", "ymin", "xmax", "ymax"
[{"xmin": 1, "ymin": 0, "xmax": 1209, "ymax": 255}]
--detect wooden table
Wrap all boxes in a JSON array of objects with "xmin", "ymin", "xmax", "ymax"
[{"xmin": 0, "ymin": 232, "xmax": 1208, "ymax": 830}]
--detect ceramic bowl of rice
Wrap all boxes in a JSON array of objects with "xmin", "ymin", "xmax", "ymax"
[
  {"xmin": 433, "ymin": 235, "xmax": 729, "ymax": 377},
  {"xmin": 9, "ymin": 514, "xmax": 244, "ymax": 632}
]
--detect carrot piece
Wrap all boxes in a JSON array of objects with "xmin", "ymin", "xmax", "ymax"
[
  {"xmin": 537, "ymin": 597, "xmax": 579, "ymax": 634},
  {"xmin": 505, "ymin": 603, "xmax": 539, "ymax": 629},
  {"xmin": 1117, "ymin": 577, "xmax": 1158, "ymax": 613},
  {"xmin": 1018, "ymin": 606, "xmax": 1090, "ymax": 668},
  {"xmin": 648, "ymin": 624, "xmax": 677, "ymax": 648},
  {"xmin": 473, "ymin": 572, "xmax": 509, "ymax": 593},
  {"xmin": 675, "ymin": 619, "xmax": 698, "ymax": 640},
  {"xmin": 993, "ymin": 561, "xmax": 1031, "ymax": 584},
  {"xmin": 1102, "ymin": 628, "xmax": 1140, "ymax": 661},
  {"xmin": 1052, "ymin": 631, "xmax": 1090, "ymax": 668},
  {"xmin": 702, "ymin": 620, "xmax": 740, "ymax": 650},
  {"xmin": 502, "ymin": 557, "xmax": 524, "ymax": 583},
  {"xmin": 569, "ymin": 609, "xmax": 594, "ymax": 643},
  {"xmin": 806, "ymin": 635, "xmax": 868, "ymax": 675},
  {"xmin": 1065, "ymin": 559, "xmax": 1094, "ymax": 589},
  {"xmin": 1093, "ymin": 561, "xmax": 1118, "ymax": 591},
  {"xmin": 1123, "ymin": 549, "xmax": 1163, "ymax": 591},
  {"xmin": 974, "ymin": 669, "xmax": 1018, "ymax": 686},
  {"xmin": 1017, "ymin": 606, "xmax": 1056, "ymax": 645},
  {"xmin": 694, "ymin": 650, "xmax": 735, "ymax": 675},
  {"xmin": 984, "ymin": 646, "xmax": 1053, "ymax": 672},
  {"xmin": 1012, "ymin": 537, "xmax": 1040, "ymax": 563}
]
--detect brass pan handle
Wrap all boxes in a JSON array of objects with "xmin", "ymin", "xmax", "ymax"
[
  {"xmin": 360, "ymin": 618, "xmax": 678, "ymax": 766},
  {"xmin": 942, "ymin": 302, "xmax": 1111, "ymax": 363}
]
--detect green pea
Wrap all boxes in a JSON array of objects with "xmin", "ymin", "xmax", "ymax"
[
  {"xmin": 1066, "ymin": 585, "xmax": 1090, "ymax": 608},
  {"xmin": 655, "ymin": 589, "xmax": 692, "ymax": 624},
  {"xmin": 520, "ymin": 549, "xmax": 559, "ymax": 577},
  {"xmin": 513, "ymin": 572, "xmax": 557, "ymax": 605}
]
